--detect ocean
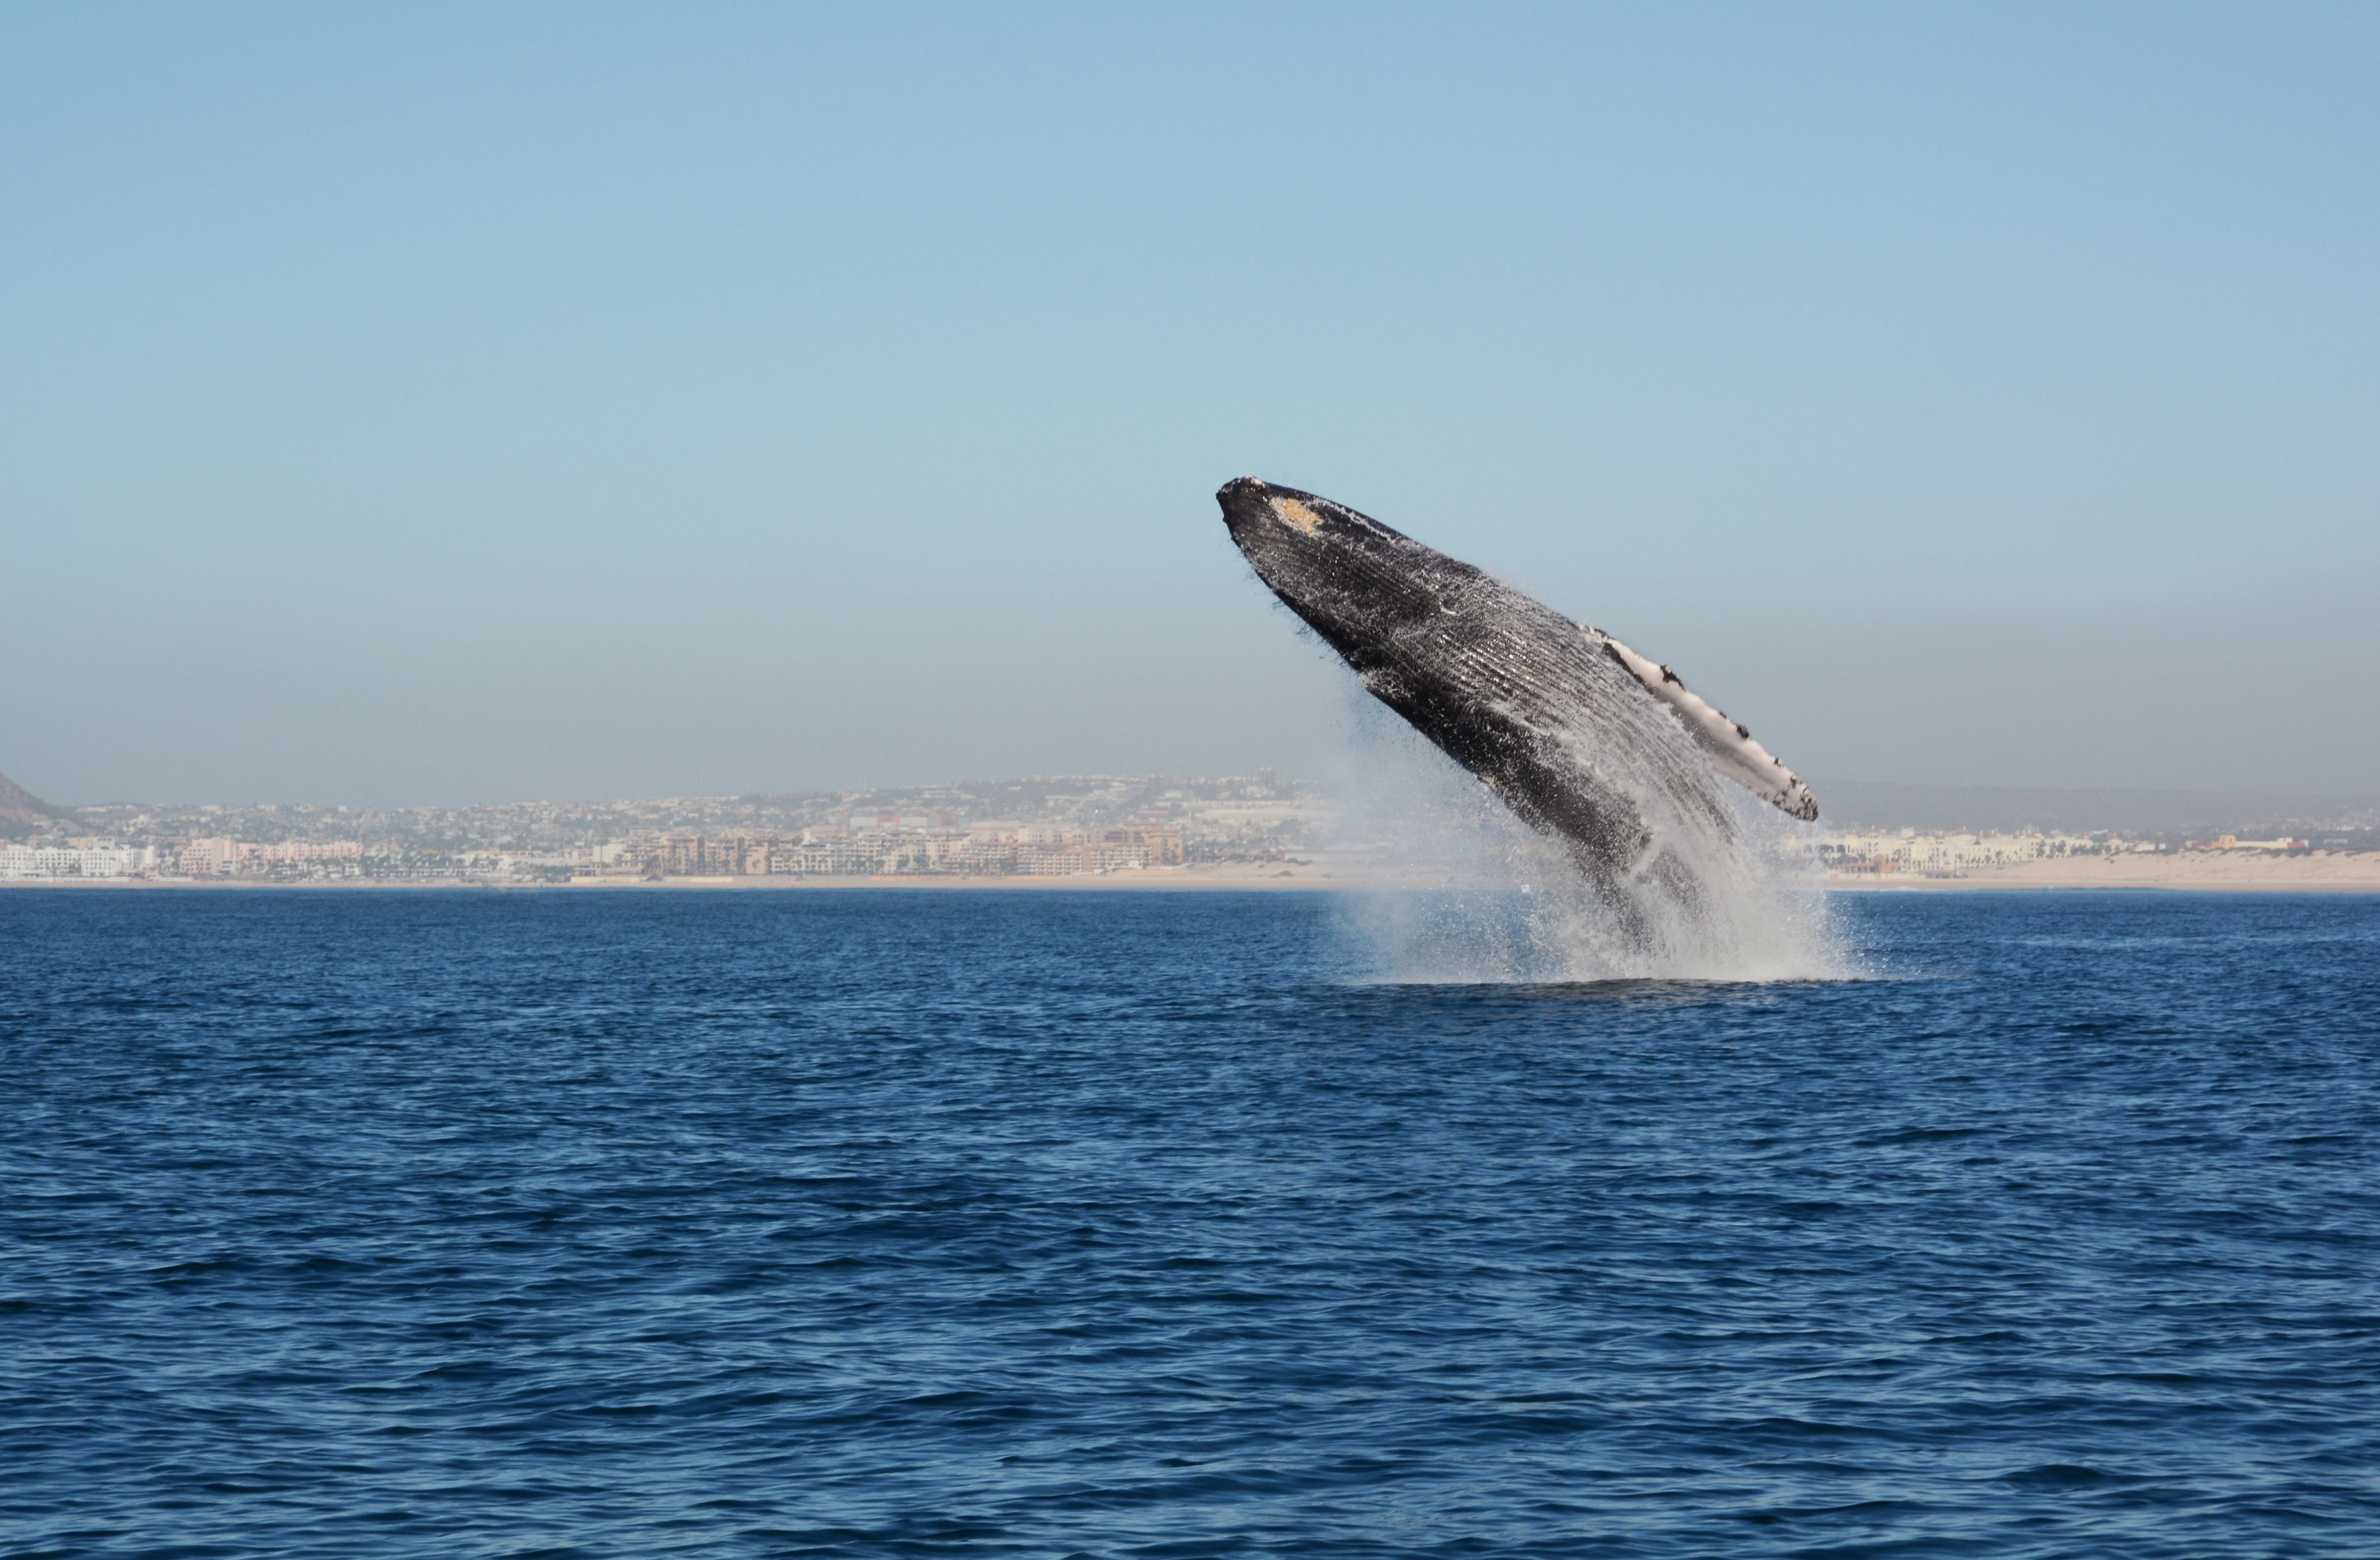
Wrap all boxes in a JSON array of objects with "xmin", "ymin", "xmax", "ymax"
[{"xmin": 4, "ymin": 887, "xmax": 2377, "ymax": 1557}]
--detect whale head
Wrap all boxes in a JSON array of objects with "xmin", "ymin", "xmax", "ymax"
[{"xmin": 1215, "ymin": 477, "xmax": 1475, "ymax": 657}]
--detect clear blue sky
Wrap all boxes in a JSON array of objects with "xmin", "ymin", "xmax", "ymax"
[{"xmin": 4, "ymin": 3, "xmax": 2374, "ymax": 805}]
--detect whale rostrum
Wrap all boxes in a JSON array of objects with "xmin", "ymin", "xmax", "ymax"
[{"xmin": 1217, "ymin": 477, "xmax": 1817, "ymax": 919}]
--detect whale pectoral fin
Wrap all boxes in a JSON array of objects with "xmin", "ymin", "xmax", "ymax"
[{"xmin": 1596, "ymin": 631, "xmax": 1820, "ymax": 822}]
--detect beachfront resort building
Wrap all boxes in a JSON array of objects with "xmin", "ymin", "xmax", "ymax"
[
  {"xmin": 0, "ymin": 844, "xmax": 155, "ymax": 878},
  {"xmin": 599, "ymin": 822, "xmax": 1190, "ymax": 880},
  {"xmin": 177, "ymin": 838, "xmax": 366, "ymax": 875},
  {"xmin": 1814, "ymin": 829, "xmax": 2146, "ymax": 877}
]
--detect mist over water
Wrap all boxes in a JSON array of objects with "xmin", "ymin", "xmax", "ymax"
[{"xmin": 1329, "ymin": 700, "xmax": 1846, "ymax": 983}]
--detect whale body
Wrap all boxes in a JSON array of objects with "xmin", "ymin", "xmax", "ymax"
[{"xmin": 1217, "ymin": 477, "xmax": 1816, "ymax": 929}]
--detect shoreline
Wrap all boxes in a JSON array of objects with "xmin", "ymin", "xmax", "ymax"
[
  {"xmin": 1824, "ymin": 851, "xmax": 2380, "ymax": 894},
  {"xmin": 7, "ymin": 857, "xmax": 2380, "ymax": 894},
  {"xmin": 0, "ymin": 862, "xmax": 1355, "ymax": 892}
]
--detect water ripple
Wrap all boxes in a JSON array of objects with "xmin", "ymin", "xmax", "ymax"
[{"xmin": 2, "ymin": 888, "xmax": 2377, "ymax": 1556}]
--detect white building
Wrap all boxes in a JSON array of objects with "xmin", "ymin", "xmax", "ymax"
[
  {"xmin": 175, "ymin": 838, "xmax": 364, "ymax": 875},
  {"xmin": 0, "ymin": 844, "xmax": 153, "ymax": 878},
  {"xmin": 1812, "ymin": 829, "xmax": 2148, "ymax": 876}
]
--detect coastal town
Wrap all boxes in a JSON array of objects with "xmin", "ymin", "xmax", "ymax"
[
  {"xmin": 4, "ymin": 769, "xmax": 2374, "ymax": 887},
  {"xmin": 0, "ymin": 773, "xmax": 1312, "ymax": 884}
]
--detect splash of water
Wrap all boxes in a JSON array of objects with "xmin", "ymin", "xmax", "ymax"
[{"xmin": 1327, "ymin": 699, "xmax": 1847, "ymax": 984}]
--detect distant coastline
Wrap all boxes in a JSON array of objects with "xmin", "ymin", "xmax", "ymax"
[
  {"xmin": 10, "ymin": 768, "xmax": 2380, "ymax": 893},
  {"xmin": 1826, "ymin": 850, "xmax": 2380, "ymax": 893},
  {"xmin": 9, "ymin": 853, "xmax": 2377, "ymax": 893}
]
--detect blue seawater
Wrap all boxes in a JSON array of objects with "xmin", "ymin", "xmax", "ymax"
[{"xmin": 4, "ymin": 887, "xmax": 2378, "ymax": 1558}]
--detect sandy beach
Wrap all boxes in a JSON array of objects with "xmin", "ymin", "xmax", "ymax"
[
  {"xmin": 0, "ymin": 860, "xmax": 1365, "ymax": 891},
  {"xmin": 1828, "ymin": 851, "xmax": 2380, "ymax": 893},
  {"xmin": 563, "ymin": 859, "xmax": 1364, "ymax": 890}
]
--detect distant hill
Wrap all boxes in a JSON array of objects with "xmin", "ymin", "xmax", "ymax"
[
  {"xmin": 0, "ymin": 771, "xmax": 77, "ymax": 833},
  {"xmin": 1812, "ymin": 781, "xmax": 2380, "ymax": 836}
]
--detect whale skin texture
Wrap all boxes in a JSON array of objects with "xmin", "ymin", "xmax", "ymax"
[{"xmin": 1216, "ymin": 476, "xmax": 1817, "ymax": 917}]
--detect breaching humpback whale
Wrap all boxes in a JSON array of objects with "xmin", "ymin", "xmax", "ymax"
[{"xmin": 1218, "ymin": 477, "xmax": 1816, "ymax": 930}]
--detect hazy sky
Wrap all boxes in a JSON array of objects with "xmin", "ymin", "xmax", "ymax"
[{"xmin": 5, "ymin": 4, "xmax": 2374, "ymax": 806}]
